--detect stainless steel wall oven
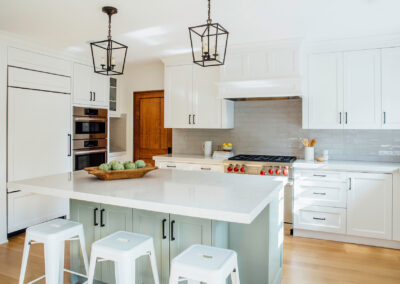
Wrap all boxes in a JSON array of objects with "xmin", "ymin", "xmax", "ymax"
[{"xmin": 73, "ymin": 107, "xmax": 108, "ymax": 170}]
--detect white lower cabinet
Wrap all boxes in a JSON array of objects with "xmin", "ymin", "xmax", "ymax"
[
  {"xmin": 294, "ymin": 170, "xmax": 395, "ymax": 243},
  {"xmin": 294, "ymin": 204, "xmax": 346, "ymax": 234},
  {"xmin": 347, "ymin": 173, "xmax": 392, "ymax": 240}
]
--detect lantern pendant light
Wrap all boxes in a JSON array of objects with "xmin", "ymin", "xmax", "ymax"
[
  {"xmin": 90, "ymin": 6, "xmax": 128, "ymax": 75},
  {"xmin": 189, "ymin": 0, "xmax": 229, "ymax": 67}
]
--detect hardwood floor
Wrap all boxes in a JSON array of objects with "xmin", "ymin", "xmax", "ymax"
[
  {"xmin": 282, "ymin": 225, "xmax": 400, "ymax": 284},
  {"xmin": 0, "ymin": 233, "xmax": 70, "ymax": 283},
  {"xmin": 1, "ymin": 228, "xmax": 400, "ymax": 283}
]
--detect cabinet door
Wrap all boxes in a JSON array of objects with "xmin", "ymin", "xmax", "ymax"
[
  {"xmin": 91, "ymin": 73, "xmax": 109, "ymax": 108},
  {"xmin": 382, "ymin": 47, "xmax": 400, "ymax": 129},
  {"xmin": 132, "ymin": 209, "xmax": 170, "ymax": 284},
  {"xmin": 343, "ymin": 50, "xmax": 381, "ymax": 129},
  {"xmin": 73, "ymin": 63, "xmax": 92, "ymax": 105},
  {"xmin": 169, "ymin": 215, "xmax": 212, "ymax": 261},
  {"xmin": 100, "ymin": 205, "xmax": 133, "ymax": 284},
  {"xmin": 308, "ymin": 53, "xmax": 343, "ymax": 129},
  {"xmin": 192, "ymin": 65, "xmax": 221, "ymax": 128},
  {"xmin": 164, "ymin": 65, "xmax": 193, "ymax": 128},
  {"xmin": 70, "ymin": 200, "xmax": 101, "ymax": 280},
  {"xmin": 347, "ymin": 173, "xmax": 392, "ymax": 240}
]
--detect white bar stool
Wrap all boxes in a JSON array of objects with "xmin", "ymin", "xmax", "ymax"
[
  {"xmin": 19, "ymin": 218, "xmax": 89, "ymax": 284},
  {"xmin": 169, "ymin": 244, "xmax": 240, "ymax": 284},
  {"xmin": 87, "ymin": 231, "xmax": 160, "ymax": 284}
]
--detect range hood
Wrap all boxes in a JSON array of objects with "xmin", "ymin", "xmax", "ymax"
[
  {"xmin": 216, "ymin": 39, "xmax": 303, "ymax": 101},
  {"xmin": 217, "ymin": 77, "xmax": 302, "ymax": 101}
]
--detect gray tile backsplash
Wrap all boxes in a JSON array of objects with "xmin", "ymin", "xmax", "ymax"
[{"xmin": 172, "ymin": 99, "xmax": 400, "ymax": 162}]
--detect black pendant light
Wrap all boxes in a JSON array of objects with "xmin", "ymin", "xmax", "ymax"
[
  {"xmin": 189, "ymin": 0, "xmax": 229, "ymax": 67},
  {"xmin": 90, "ymin": 6, "xmax": 128, "ymax": 75}
]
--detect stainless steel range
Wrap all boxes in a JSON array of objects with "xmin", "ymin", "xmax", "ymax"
[{"xmin": 224, "ymin": 154, "xmax": 296, "ymax": 232}]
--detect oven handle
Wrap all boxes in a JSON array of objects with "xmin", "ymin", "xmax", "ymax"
[
  {"xmin": 73, "ymin": 117, "xmax": 107, "ymax": 123},
  {"xmin": 74, "ymin": 148, "xmax": 108, "ymax": 156},
  {"xmin": 68, "ymin": 134, "xmax": 72, "ymax": 157}
]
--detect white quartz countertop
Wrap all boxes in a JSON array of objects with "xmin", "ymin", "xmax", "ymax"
[
  {"xmin": 153, "ymin": 154, "xmax": 225, "ymax": 165},
  {"xmin": 7, "ymin": 169, "xmax": 284, "ymax": 224},
  {"xmin": 294, "ymin": 160, "xmax": 400, "ymax": 173}
]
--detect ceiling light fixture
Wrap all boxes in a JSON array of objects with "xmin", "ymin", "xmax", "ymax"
[
  {"xmin": 189, "ymin": 0, "xmax": 229, "ymax": 67},
  {"xmin": 90, "ymin": 6, "xmax": 128, "ymax": 75}
]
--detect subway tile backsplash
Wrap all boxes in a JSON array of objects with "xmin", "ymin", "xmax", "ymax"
[{"xmin": 172, "ymin": 99, "xmax": 400, "ymax": 163}]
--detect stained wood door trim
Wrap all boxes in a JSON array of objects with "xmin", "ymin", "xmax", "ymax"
[{"xmin": 133, "ymin": 90, "xmax": 172, "ymax": 164}]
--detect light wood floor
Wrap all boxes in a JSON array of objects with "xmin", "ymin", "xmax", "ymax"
[{"xmin": 1, "ymin": 228, "xmax": 400, "ymax": 283}]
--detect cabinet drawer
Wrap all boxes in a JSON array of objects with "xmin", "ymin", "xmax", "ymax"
[
  {"xmin": 190, "ymin": 164, "xmax": 224, "ymax": 173},
  {"xmin": 157, "ymin": 161, "xmax": 192, "ymax": 170},
  {"xmin": 294, "ymin": 204, "xmax": 346, "ymax": 234},
  {"xmin": 295, "ymin": 170, "xmax": 347, "ymax": 182},
  {"xmin": 295, "ymin": 180, "xmax": 348, "ymax": 208}
]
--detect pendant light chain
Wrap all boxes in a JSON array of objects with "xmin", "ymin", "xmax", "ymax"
[
  {"xmin": 207, "ymin": 0, "xmax": 211, "ymax": 23},
  {"xmin": 108, "ymin": 14, "xmax": 112, "ymax": 39}
]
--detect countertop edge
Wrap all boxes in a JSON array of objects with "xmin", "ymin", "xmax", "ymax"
[
  {"xmin": 153, "ymin": 155, "xmax": 225, "ymax": 165},
  {"xmin": 7, "ymin": 180, "xmax": 284, "ymax": 224}
]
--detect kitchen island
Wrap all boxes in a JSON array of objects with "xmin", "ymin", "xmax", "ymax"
[{"xmin": 7, "ymin": 169, "xmax": 285, "ymax": 284}]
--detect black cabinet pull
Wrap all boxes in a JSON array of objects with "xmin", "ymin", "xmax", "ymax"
[
  {"xmin": 384, "ymin": 112, "xmax": 386, "ymax": 124},
  {"xmin": 189, "ymin": 114, "xmax": 191, "ymax": 125},
  {"xmin": 100, "ymin": 209, "xmax": 105, "ymax": 227},
  {"xmin": 90, "ymin": 91, "xmax": 93, "ymax": 101},
  {"xmin": 339, "ymin": 112, "xmax": 342, "ymax": 124},
  {"xmin": 313, "ymin": 217, "xmax": 326, "ymax": 221},
  {"xmin": 94, "ymin": 208, "xmax": 99, "ymax": 226},
  {"xmin": 68, "ymin": 134, "xmax": 72, "ymax": 157},
  {"xmin": 162, "ymin": 219, "xmax": 167, "ymax": 239},
  {"xmin": 171, "ymin": 220, "xmax": 175, "ymax": 241},
  {"xmin": 345, "ymin": 112, "xmax": 348, "ymax": 124},
  {"xmin": 93, "ymin": 92, "xmax": 96, "ymax": 101},
  {"xmin": 193, "ymin": 114, "xmax": 195, "ymax": 124}
]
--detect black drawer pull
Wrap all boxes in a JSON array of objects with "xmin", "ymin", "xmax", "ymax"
[
  {"xmin": 166, "ymin": 165, "xmax": 176, "ymax": 168},
  {"xmin": 100, "ymin": 209, "xmax": 105, "ymax": 227},
  {"xmin": 94, "ymin": 208, "xmax": 99, "ymax": 226},
  {"xmin": 313, "ymin": 217, "xmax": 326, "ymax": 221},
  {"xmin": 162, "ymin": 219, "xmax": 167, "ymax": 239},
  {"xmin": 313, "ymin": 174, "xmax": 327, "ymax": 177},
  {"xmin": 313, "ymin": 192, "xmax": 327, "ymax": 196},
  {"xmin": 171, "ymin": 220, "xmax": 175, "ymax": 241},
  {"xmin": 201, "ymin": 167, "xmax": 211, "ymax": 171}
]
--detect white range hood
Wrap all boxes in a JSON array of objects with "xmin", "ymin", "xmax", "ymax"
[{"xmin": 217, "ymin": 39, "xmax": 302, "ymax": 100}]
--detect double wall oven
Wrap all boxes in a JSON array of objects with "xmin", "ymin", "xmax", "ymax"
[{"xmin": 73, "ymin": 107, "xmax": 108, "ymax": 170}]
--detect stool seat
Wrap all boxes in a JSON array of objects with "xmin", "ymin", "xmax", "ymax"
[
  {"xmin": 27, "ymin": 218, "xmax": 83, "ymax": 241},
  {"xmin": 87, "ymin": 231, "xmax": 160, "ymax": 284},
  {"xmin": 169, "ymin": 245, "xmax": 240, "ymax": 284},
  {"xmin": 93, "ymin": 231, "xmax": 152, "ymax": 256}
]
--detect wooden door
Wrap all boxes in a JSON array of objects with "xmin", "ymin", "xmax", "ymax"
[
  {"xmin": 308, "ymin": 53, "xmax": 344, "ymax": 129},
  {"xmin": 382, "ymin": 47, "xmax": 400, "ymax": 129},
  {"xmin": 343, "ymin": 49, "xmax": 382, "ymax": 129},
  {"xmin": 134, "ymin": 91, "xmax": 172, "ymax": 165},
  {"xmin": 347, "ymin": 173, "xmax": 392, "ymax": 240}
]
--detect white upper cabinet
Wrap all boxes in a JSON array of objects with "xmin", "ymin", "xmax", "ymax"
[
  {"xmin": 73, "ymin": 63, "xmax": 109, "ymax": 108},
  {"xmin": 343, "ymin": 50, "xmax": 381, "ymax": 129},
  {"xmin": 305, "ymin": 48, "xmax": 386, "ymax": 129},
  {"xmin": 347, "ymin": 173, "xmax": 392, "ymax": 240},
  {"xmin": 164, "ymin": 63, "xmax": 233, "ymax": 129},
  {"xmin": 164, "ymin": 65, "xmax": 193, "ymax": 128},
  {"xmin": 308, "ymin": 53, "xmax": 343, "ymax": 129},
  {"xmin": 382, "ymin": 47, "xmax": 400, "ymax": 129}
]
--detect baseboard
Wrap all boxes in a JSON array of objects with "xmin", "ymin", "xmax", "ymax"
[{"xmin": 294, "ymin": 229, "xmax": 400, "ymax": 249}]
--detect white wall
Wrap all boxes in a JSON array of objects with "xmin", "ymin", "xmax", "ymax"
[{"xmin": 116, "ymin": 60, "xmax": 164, "ymax": 162}]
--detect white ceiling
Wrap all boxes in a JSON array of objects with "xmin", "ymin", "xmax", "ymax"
[{"xmin": 1, "ymin": 0, "xmax": 400, "ymax": 63}]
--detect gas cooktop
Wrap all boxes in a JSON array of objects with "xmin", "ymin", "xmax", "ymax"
[{"xmin": 228, "ymin": 154, "xmax": 297, "ymax": 163}]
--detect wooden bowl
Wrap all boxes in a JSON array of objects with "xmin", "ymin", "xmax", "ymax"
[{"xmin": 84, "ymin": 164, "xmax": 158, "ymax": 180}]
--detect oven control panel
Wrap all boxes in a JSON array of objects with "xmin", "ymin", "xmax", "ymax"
[{"xmin": 224, "ymin": 163, "xmax": 290, "ymax": 176}]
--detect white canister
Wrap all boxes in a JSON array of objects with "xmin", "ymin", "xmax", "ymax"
[
  {"xmin": 304, "ymin": 147, "xmax": 314, "ymax": 161},
  {"xmin": 203, "ymin": 141, "xmax": 213, "ymax": 157}
]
